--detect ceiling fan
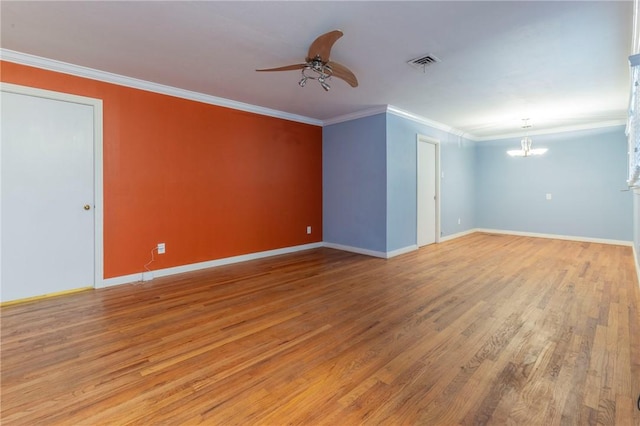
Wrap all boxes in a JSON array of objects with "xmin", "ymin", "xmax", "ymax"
[{"xmin": 256, "ymin": 30, "xmax": 358, "ymax": 91}]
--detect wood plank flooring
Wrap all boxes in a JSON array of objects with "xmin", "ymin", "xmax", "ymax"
[{"xmin": 1, "ymin": 233, "xmax": 639, "ymax": 425}]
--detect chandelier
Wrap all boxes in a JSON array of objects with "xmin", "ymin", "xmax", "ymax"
[{"xmin": 507, "ymin": 119, "xmax": 548, "ymax": 157}]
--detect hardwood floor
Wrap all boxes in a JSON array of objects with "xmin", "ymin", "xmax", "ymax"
[{"xmin": 1, "ymin": 233, "xmax": 639, "ymax": 425}]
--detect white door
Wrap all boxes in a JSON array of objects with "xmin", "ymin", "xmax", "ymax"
[
  {"xmin": 417, "ymin": 136, "xmax": 439, "ymax": 247},
  {"xmin": 1, "ymin": 87, "xmax": 99, "ymax": 302}
]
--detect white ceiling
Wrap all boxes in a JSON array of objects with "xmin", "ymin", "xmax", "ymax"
[{"xmin": 1, "ymin": 1, "xmax": 633, "ymax": 139}]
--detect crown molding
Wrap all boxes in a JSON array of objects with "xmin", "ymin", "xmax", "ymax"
[
  {"xmin": 0, "ymin": 49, "xmax": 323, "ymax": 127},
  {"xmin": 322, "ymin": 105, "xmax": 471, "ymax": 140},
  {"xmin": 471, "ymin": 119, "xmax": 627, "ymax": 141},
  {"xmin": 322, "ymin": 106, "xmax": 389, "ymax": 126},
  {"xmin": 385, "ymin": 105, "xmax": 468, "ymax": 137},
  {"xmin": 2, "ymin": 49, "xmax": 626, "ymax": 138},
  {"xmin": 384, "ymin": 106, "xmax": 626, "ymax": 141}
]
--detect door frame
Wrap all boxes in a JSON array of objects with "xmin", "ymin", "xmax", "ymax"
[
  {"xmin": 416, "ymin": 134, "xmax": 441, "ymax": 245},
  {"xmin": 1, "ymin": 82, "xmax": 104, "ymax": 289}
]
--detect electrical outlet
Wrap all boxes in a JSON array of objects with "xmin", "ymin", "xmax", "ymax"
[
  {"xmin": 458, "ymin": 218, "xmax": 461, "ymax": 225},
  {"xmin": 546, "ymin": 193, "xmax": 552, "ymax": 200},
  {"xmin": 157, "ymin": 243, "xmax": 165, "ymax": 254},
  {"xmin": 306, "ymin": 226, "xmax": 312, "ymax": 234}
]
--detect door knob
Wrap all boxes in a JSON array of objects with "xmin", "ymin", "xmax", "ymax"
[{"xmin": 84, "ymin": 204, "xmax": 91, "ymax": 210}]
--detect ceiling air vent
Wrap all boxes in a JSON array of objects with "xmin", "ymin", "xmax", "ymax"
[{"xmin": 407, "ymin": 54, "xmax": 441, "ymax": 72}]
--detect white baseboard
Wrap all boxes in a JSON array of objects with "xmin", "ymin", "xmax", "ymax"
[
  {"xmin": 322, "ymin": 242, "xmax": 387, "ymax": 259},
  {"xmin": 386, "ymin": 245, "xmax": 418, "ymax": 258},
  {"xmin": 633, "ymin": 244, "xmax": 640, "ymax": 289},
  {"xmin": 475, "ymin": 228, "xmax": 633, "ymax": 247},
  {"xmin": 475, "ymin": 229, "xmax": 638, "ymax": 286},
  {"xmin": 322, "ymin": 242, "xmax": 418, "ymax": 259},
  {"xmin": 98, "ymin": 232, "xmax": 637, "ymax": 289},
  {"xmin": 99, "ymin": 242, "xmax": 323, "ymax": 288},
  {"xmin": 439, "ymin": 228, "xmax": 477, "ymax": 242},
  {"xmin": 440, "ymin": 228, "xmax": 640, "ymax": 288},
  {"xmin": 100, "ymin": 272, "xmax": 142, "ymax": 288}
]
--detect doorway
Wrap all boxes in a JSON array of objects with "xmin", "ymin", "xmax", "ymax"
[
  {"xmin": 416, "ymin": 135, "xmax": 440, "ymax": 247},
  {"xmin": 1, "ymin": 83, "xmax": 103, "ymax": 302}
]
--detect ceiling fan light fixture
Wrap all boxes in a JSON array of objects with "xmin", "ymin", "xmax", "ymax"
[
  {"xmin": 256, "ymin": 30, "xmax": 358, "ymax": 90},
  {"xmin": 298, "ymin": 66, "xmax": 332, "ymax": 90}
]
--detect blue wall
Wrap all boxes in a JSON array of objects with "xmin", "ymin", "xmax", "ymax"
[
  {"xmin": 323, "ymin": 110, "xmax": 476, "ymax": 255},
  {"xmin": 323, "ymin": 114, "xmax": 387, "ymax": 252},
  {"xmin": 324, "ymin": 112, "xmax": 633, "ymax": 257},
  {"xmin": 386, "ymin": 113, "xmax": 476, "ymax": 251},
  {"xmin": 476, "ymin": 126, "xmax": 633, "ymax": 241}
]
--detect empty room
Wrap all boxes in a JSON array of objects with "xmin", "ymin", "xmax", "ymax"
[{"xmin": 1, "ymin": 1, "xmax": 639, "ymax": 425}]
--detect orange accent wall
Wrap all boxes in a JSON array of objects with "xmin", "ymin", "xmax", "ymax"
[{"xmin": 1, "ymin": 61, "xmax": 323, "ymax": 278}]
